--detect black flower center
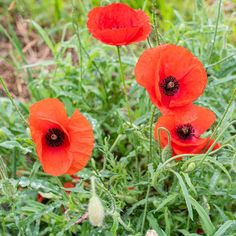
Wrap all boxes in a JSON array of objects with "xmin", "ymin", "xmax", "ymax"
[
  {"xmin": 45, "ymin": 128, "xmax": 65, "ymax": 147},
  {"xmin": 176, "ymin": 124, "xmax": 195, "ymax": 140},
  {"xmin": 160, "ymin": 76, "xmax": 179, "ymax": 96}
]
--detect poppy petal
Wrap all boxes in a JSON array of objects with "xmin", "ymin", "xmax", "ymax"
[
  {"xmin": 66, "ymin": 110, "xmax": 94, "ymax": 174},
  {"xmin": 188, "ymin": 106, "xmax": 216, "ymax": 136},
  {"xmin": 87, "ymin": 3, "xmax": 151, "ymax": 46},
  {"xmin": 135, "ymin": 46, "xmax": 166, "ymax": 106},
  {"xmin": 170, "ymin": 67, "xmax": 207, "ymax": 107},
  {"xmin": 135, "ymin": 44, "xmax": 207, "ymax": 111},
  {"xmin": 40, "ymin": 145, "xmax": 72, "ymax": 176},
  {"xmin": 93, "ymin": 27, "xmax": 141, "ymax": 46},
  {"xmin": 29, "ymin": 98, "xmax": 68, "ymax": 127}
]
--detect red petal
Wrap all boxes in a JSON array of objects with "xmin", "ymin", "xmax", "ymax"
[
  {"xmin": 135, "ymin": 46, "xmax": 167, "ymax": 107},
  {"xmin": 29, "ymin": 98, "xmax": 68, "ymax": 127},
  {"xmin": 170, "ymin": 67, "xmax": 207, "ymax": 107},
  {"xmin": 189, "ymin": 106, "xmax": 216, "ymax": 136},
  {"xmin": 40, "ymin": 144, "xmax": 72, "ymax": 176},
  {"xmin": 87, "ymin": 3, "xmax": 150, "ymax": 46},
  {"xmin": 65, "ymin": 110, "xmax": 94, "ymax": 174}
]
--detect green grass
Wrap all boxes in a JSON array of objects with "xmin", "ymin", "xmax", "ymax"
[{"xmin": 0, "ymin": 0, "xmax": 236, "ymax": 235}]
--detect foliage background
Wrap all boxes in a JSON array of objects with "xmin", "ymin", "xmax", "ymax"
[{"xmin": 0, "ymin": 0, "xmax": 236, "ymax": 235}]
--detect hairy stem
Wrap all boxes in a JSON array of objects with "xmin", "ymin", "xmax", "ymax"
[
  {"xmin": 0, "ymin": 76, "xmax": 28, "ymax": 126},
  {"xmin": 116, "ymin": 46, "xmax": 132, "ymax": 122}
]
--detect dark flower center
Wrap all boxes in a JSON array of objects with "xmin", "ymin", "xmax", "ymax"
[
  {"xmin": 160, "ymin": 76, "xmax": 179, "ymax": 96},
  {"xmin": 45, "ymin": 128, "xmax": 65, "ymax": 147},
  {"xmin": 176, "ymin": 124, "xmax": 195, "ymax": 140}
]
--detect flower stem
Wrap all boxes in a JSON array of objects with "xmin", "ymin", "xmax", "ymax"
[
  {"xmin": 116, "ymin": 46, "xmax": 132, "ymax": 122},
  {"xmin": 12, "ymin": 148, "xmax": 17, "ymax": 179},
  {"xmin": 208, "ymin": 0, "xmax": 222, "ymax": 63},
  {"xmin": 141, "ymin": 106, "xmax": 156, "ymax": 234},
  {"xmin": 0, "ymin": 76, "xmax": 28, "ymax": 126},
  {"xmin": 141, "ymin": 183, "xmax": 151, "ymax": 234},
  {"xmin": 203, "ymin": 88, "xmax": 236, "ymax": 152},
  {"xmin": 148, "ymin": 106, "xmax": 156, "ymax": 163},
  {"xmin": 90, "ymin": 176, "xmax": 96, "ymax": 196}
]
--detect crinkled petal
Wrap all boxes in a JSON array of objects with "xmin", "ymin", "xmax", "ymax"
[{"xmin": 65, "ymin": 110, "xmax": 94, "ymax": 174}]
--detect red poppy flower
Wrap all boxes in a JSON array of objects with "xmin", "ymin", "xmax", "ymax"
[
  {"xmin": 135, "ymin": 44, "xmax": 207, "ymax": 114},
  {"xmin": 87, "ymin": 3, "xmax": 151, "ymax": 46},
  {"xmin": 29, "ymin": 98, "xmax": 94, "ymax": 176},
  {"xmin": 37, "ymin": 194, "xmax": 44, "ymax": 203},
  {"xmin": 154, "ymin": 105, "xmax": 220, "ymax": 156}
]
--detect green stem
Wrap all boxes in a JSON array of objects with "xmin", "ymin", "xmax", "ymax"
[
  {"xmin": 110, "ymin": 134, "xmax": 123, "ymax": 153},
  {"xmin": 141, "ymin": 106, "xmax": 156, "ymax": 233},
  {"xmin": 55, "ymin": 177, "xmax": 69, "ymax": 201},
  {"xmin": 96, "ymin": 180, "xmax": 116, "ymax": 215},
  {"xmin": 0, "ymin": 156, "xmax": 8, "ymax": 180},
  {"xmin": 152, "ymin": 0, "xmax": 161, "ymax": 45},
  {"xmin": 212, "ymin": 89, "xmax": 236, "ymax": 137},
  {"xmin": 12, "ymin": 148, "xmax": 17, "ymax": 179},
  {"xmin": 71, "ymin": 1, "xmax": 108, "ymax": 105},
  {"xmin": 198, "ymin": 120, "xmax": 236, "ymax": 166},
  {"xmin": 148, "ymin": 106, "xmax": 156, "ymax": 163},
  {"xmin": 206, "ymin": 53, "xmax": 236, "ymax": 68},
  {"xmin": 157, "ymin": 127, "xmax": 171, "ymax": 156},
  {"xmin": 208, "ymin": 0, "xmax": 222, "ymax": 63},
  {"xmin": 203, "ymin": 88, "xmax": 236, "ymax": 151},
  {"xmin": 116, "ymin": 46, "xmax": 132, "ymax": 122},
  {"xmin": 141, "ymin": 183, "xmax": 151, "ymax": 234},
  {"xmin": 90, "ymin": 176, "xmax": 96, "ymax": 196},
  {"xmin": 0, "ymin": 76, "xmax": 28, "ymax": 126}
]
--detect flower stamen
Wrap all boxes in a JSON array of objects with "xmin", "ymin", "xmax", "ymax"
[
  {"xmin": 45, "ymin": 128, "xmax": 65, "ymax": 147},
  {"xmin": 160, "ymin": 76, "xmax": 179, "ymax": 96},
  {"xmin": 176, "ymin": 124, "xmax": 195, "ymax": 140}
]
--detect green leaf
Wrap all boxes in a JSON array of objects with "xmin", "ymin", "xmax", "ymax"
[
  {"xmin": 207, "ymin": 159, "xmax": 232, "ymax": 184},
  {"xmin": 154, "ymin": 193, "xmax": 178, "ymax": 212},
  {"xmin": 170, "ymin": 170, "xmax": 193, "ymax": 220},
  {"xmin": 213, "ymin": 220, "xmax": 236, "ymax": 236},
  {"xmin": 190, "ymin": 197, "xmax": 215, "ymax": 235},
  {"xmin": 30, "ymin": 20, "xmax": 55, "ymax": 55},
  {"xmin": 147, "ymin": 213, "xmax": 167, "ymax": 236},
  {"xmin": 0, "ymin": 141, "xmax": 31, "ymax": 154},
  {"xmin": 182, "ymin": 172, "xmax": 197, "ymax": 196}
]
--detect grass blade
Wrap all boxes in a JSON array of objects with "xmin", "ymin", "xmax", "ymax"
[
  {"xmin": 170, "ymin": 170, "xmax": 193, "ymax": 220},
  {"xmin": 190, "ymin": 197, "xmax": 215, "ymax": 235},
  {"xmin": 213, "ymin": 220, "xmax": 236, "ymax": 236},
  {"xmin": 30, "ymin": 20, "xmax": 55, "ymax": 55}
]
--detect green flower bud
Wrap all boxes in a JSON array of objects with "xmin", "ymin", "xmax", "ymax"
[
  {"xmin": 184, "ymin": 162, "xmax": 196, "ymax": 172},
  {"xmin": 88, "ymin": 194, "xmax": 105, "ymax": 227}
]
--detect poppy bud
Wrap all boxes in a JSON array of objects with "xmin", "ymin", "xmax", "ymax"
[
  {"xmin": 145, "ymin": 229, "xmax": 159, "ymax": 236},
  {"xmin": 88, "ymin": 195, "xmax": 105, "ymax": 227},
  {"xmin": 184, "ymin": 162, "xmax": 196, "ymax": 172},
  {"xmin": 88, "ymin": 177, "xmax": 105, "ymax": 227}
]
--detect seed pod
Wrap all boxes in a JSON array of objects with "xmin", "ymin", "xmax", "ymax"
[
  {"xmin": 145, "ymin": 229, "xmax": 159, "ymax": 236},
  {"xmin": 88, "ymin": 194, "xmax": 105, "ymax": 227}
]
